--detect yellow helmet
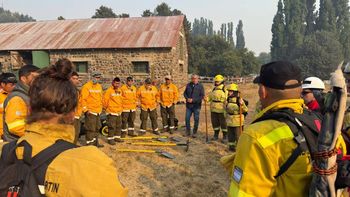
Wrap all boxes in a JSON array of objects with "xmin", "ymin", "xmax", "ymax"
[
  {"xmin": 214, "ymin": 75, "xmax": 224, "ymax": 82},
  {"xmin": 227, "ymin": 83, "xmax": 239, "ymax": 91}
]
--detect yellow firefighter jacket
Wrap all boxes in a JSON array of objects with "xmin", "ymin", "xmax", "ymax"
[
  {"xmin": 229, "ymin": 99, "xmax": 313, "ymax": 197},
  {"xmin": 81, "ymin": 81, "xmax": 103, "ymax": 114},
  {"xmin": 208, "ymin": 84, "xmax": 227, "ymax": 113},
  {"xmin": 120, "ymin": 84, "xmax": 137, "ymax": 112},
  {"xmin": 6, "ymin": 122, "xmax": 128, "ymax": 197},
  {"xmin": 103, "ymin": 86, "xmax": 123, "ymax": 115},
  {"xmin": 137, "ymin": 85, "xmax": 159, "ymax": 111},
  {"xmin": 0, "ymin": 89, "xmax": 8, "ymax": 136},
  {"xmin": 226, "ymin": 97, "xmax": 248, "ymax": 127},
  {"xmin": 159, "ymin": 83, "xmax": 179, "ymax": 108},
  {"xmin": 74, "ymin": 90, "xmax": 83, "ymax": 119}
]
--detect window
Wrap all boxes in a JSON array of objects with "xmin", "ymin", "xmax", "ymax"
[
  {"xmin": 74, "ymin": 61, "xmax": 88, "ymax": 73},
  {"xmin": 132, "ymin": 61, "xmax": 149, "ymax": 74},
  {"xmin": 179, "ymin": 63, "xmax": 184, "ymax": 73},
  {"xmin": 179, "ymin": 35, "xmax": 184, "ymax": 60}
]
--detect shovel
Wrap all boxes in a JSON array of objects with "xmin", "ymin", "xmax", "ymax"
[
  {"xmin": 116, "ymin": 148, "xmax": 175, "ymax": 159},
  {"xmin": 121, "ymin": 136, "xmax": 168, "ymax": 142},
  {"xmin": 128, "ymin": 139, "xmax": 190, "ymax": 152}
]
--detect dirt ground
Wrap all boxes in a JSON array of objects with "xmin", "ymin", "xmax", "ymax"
[{"xmin": 98, "ymin": 83, "xmax": 259, "ymax": 197}]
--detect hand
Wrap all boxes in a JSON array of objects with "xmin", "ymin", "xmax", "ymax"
[{"xmin": 187, "ymin": 98, "xmax": 193, "ymax": 103}]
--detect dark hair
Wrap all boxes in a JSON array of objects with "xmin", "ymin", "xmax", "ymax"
[
  {"xmin": 72, "ymin": 71, "xmax": 79, "ymax": 77},
  {"xmin": 27, "ymin": 58, "xmax": 77, "ymax": 123},
  {"xmin": 18, "ymin": 64, "xmax": 39, "ymax": 78},
  {"xmin": 113, "ymin": 77, "xmax": 120, "ymax": 82},
  {"xmin": 0, "ymin": 73, "xmax": 17, "ymax": 83},
  {"xmin": 127, "ymin": 77, "xmax": 133, "ymax": 81}
]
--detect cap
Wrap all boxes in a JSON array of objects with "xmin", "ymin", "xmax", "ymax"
[
  {"xmin": 92, "ymin": 71, "xmax": 102, "ymax": 77},
  {"xmin": 0, "ymin": 73, "xmax": 17, "ymax": 83},
  {"xmin": 253, "ymin": 61, "xmax": 302, "ymax": 90},
  {"xmin": 145, "ymin": 78, "xmax": 152, "ymax": 84},
  {"xmin": 165, "ymin": 75, "xmax": 172, "ymax": 80}
]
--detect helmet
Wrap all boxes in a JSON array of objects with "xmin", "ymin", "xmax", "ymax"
[
  {"xmin": 302, "ymin": 77, "xmax": 325, "ymax": 90},
  {"xmin": 214, "ymin": 75, "xmax": 224, "ymax": 82},
  {"xmin": 344, "ymin": 63, "xmax": 350, "ymax": 74},
  {"xmin": 227, "ymin": 83, "xmax": 239, "ymax": 91}
]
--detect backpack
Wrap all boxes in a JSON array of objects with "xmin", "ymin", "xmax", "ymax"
[
  {"xmin": 253, "ymin": 108, "xmax": 320, "ymax": 178},
  {"xmin": 0, "ymin": 140, "xmax": 77, "ymax": 197}
]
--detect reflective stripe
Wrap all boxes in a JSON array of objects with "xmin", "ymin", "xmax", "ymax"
[
  {"xmin": 229, "ymin": 182, "xmax": 255, "ymax": 197},
  {"xmin": 169, "ymin": 126, "xmax": 175, "ymax": 129},
  {"xmin": 140, "ymin": 129, "xmax": 146, "ymax": 132},
  {"xmin": 109, "ymin": 113, "xmax": 121, "ymax": 116},
  {"xmin": 38, "ymin": 185, "xmax": 45, "ymax": 194},
  {"xmin": 123, "ymin": 109, "xmax": 136, "ymax": 112},
  {"xmin": 213, "ymin": 127, "xmax": 220, "ymax": 131},
  {"xmin": 128, "ymin": 128, "xmax": 135, "ymax": 131},
  {"xmin": 163, "ymin": 125, "xmax": 169, "ymax": 129},
  {"xmin": 107, "ymin": 137, "xmax": 114, "ymax": 140},
  {"xmin": 154, "ymin": 128, "xmax": 159, "ymax": 131},
  {"xmin": 257, "ymin": 125, "xmax": 294, "ymax": 148},
  {"xmin": 222, "ymin": 129, "xmax": 228, "ymax": 132},
  {"xmin": 114, "ymin": 136, "xmax": 121, "ymax": 139},
  {"xmin": 74, "ymin": 116, "xmax": 80, "ymax": 119},
  {"xmin": 121, "ymin": 129, "xmax": 128, "ymax": 132},
  {"xmin": 89, "ymin": 112, "xmax": 98, "ymax": 116},
  {"xmin": 86, "ymin": 138, "xmax": 96, "ymax": 144},
  {"xmin": 7, "ymin": 119, "xmax": 26, "ymax": 130}
]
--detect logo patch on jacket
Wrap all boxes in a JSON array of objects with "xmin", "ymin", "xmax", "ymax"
[{"xmin": 232, "ymin": 166, "xmax": 243, "ymax": 183}]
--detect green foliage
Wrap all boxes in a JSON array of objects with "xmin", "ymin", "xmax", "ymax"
[
  {"xmin": 92, "ymin": 5, "xmax": 129, "ymax": 18},
  {"xmin": 236, "ymin": 20, "xmax": 245, "ymax": 49},
  {"xmin": 141, "ymin": 9, "xmax": 152, "ymax": 17},
  {"xmin": 0, "ymin": 7, "xmax": 35, "ymax": 23},
  {"xmin": 154, "ymin": 2, "xmax": 173, "ymax": 16},
  {"xmin": 257, "ymin": 52, "xmax": 271, "ymax": 65},
  {"xmin": 296, "ymin": 31, "xmax": 343, "ymax": 78},
  {"xmin": 57, "ymin": 16, "xmax": 65, "ymax": 20},
  {"xmin": 271, "ymin": 0, "xmax": 285, "ymax": 60}
]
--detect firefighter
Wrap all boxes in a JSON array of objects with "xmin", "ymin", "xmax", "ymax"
[
  {"xmin": 0, "ymin": 73, "xmax": 17, "ymax": 140},
  {"xmin": 0, "ymin": 60, "xmax": 128, "ymax": 196},
  {"xmin": 301, "ymin": 76, "xmax": 325, "ymax": 113},
  {"xmin": 103, "ymin": 77, "xmax": 123, "ymax": 145},
  {"xmin": 225, "ymin": 83, "xmax": 248, "ymax": 151},
  {"xmin": 121, "ymin": 77, "xmax": 138, "ymax": 137},
  {"xmin": 228, "ymin": 61, "xmax": 322, "ymax": 196},
  {"xmin": 81, "ymin": 72, "xmax": 104, "ymax": 147},
  {"xmin": 3, "ymin": 65, "xmax": 39, "ymax": 142},
  {"xmin": 208, "ymin": 74, "xmax": 228, "ymax": 142},
  {"xmin": 137, "ymin": 78, "xmax": 160, "ymax": 135},
  {"xmin": 159, "ymin": 75, "xmax": 179, "ymax": 134},
  {"xmin": 70, "ymin": 70, "xmax": 83, "ymax": 144}
]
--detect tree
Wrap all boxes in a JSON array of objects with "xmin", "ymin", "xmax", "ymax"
[
  {"xmin": 271, "ymin": 0, "xmax": 285, "ymax": 60},
  {"xmin": 257, "ymin": 52, "xmax": 271, "ymax": 65},
  {"xmin": 57, "ymin": 16, "xmax": 65, "ymax": 20},
  {"xmin": 305, "ymin": 0, "xmax": 316, "ymax": 35},
  {"xmin": 296, "ymin": 31, "xmax": 344, "ymax": 79},
  {"xmin": 332, "ymin": 0, "xmax": 350, "ymax": 60},
  {"xmin": 236, "ymin": 20, "xmax": 245, "ymax": 49},
  {"xmin": 142, "ymin": 9, "xmax": 153, "ymax": 17},
  {"xmin": 154, "ymin": 2, "xmax": 172, "ymax": 16},
  {"xmin": 92, "ymin": 5, "xmax": 117, "ymax": 18},
  {"xmin": 0, "ymin": 7, "xmax": 35, "ymax": 23},
  {"xmin": 317, "ymin": 0, "xmax": 336, "ymax": 32},
  {"xmin": 118, "ymin": 13, "xmax": 130, "ymax": 18}
]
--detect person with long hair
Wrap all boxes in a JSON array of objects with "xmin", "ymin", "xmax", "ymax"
[{"xmin": 1, "ymin": 59, "xmax": 128, "ymax": 196}]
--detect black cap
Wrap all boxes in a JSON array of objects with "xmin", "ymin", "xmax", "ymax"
[
  {"xmin": 145, "ymin": 78, "xmax": 152, "ymax": 84},
  {"xmin": 253, "ymin": 61, "xmax": 302, "ymax": 90},
  {"xmin": 0, "ymin": 73, "xmax": 17, "ymax": 83}
]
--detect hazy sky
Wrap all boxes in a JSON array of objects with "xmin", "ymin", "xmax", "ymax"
[{"xmin": 2, "ymin": 0, "xmax": 279, "ymax": 54}]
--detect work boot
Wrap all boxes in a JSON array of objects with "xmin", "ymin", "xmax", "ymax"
[
  {"xmin": 138, "ymin": 131, "xmax": 146, "ymax": 136},
  {"xmin": 86, "ymin": 139, "xmax": 95, "ymax": 146},
  {"xmin": 228, "ymin": 145, "xmax": 236, "ymax": 152},
  {"xmin": 108, "ymin": 139, "xmax": 116, "ymax": 145},
  {"xmin": 153, "ymin": 130, "xmax": 160, "ymax": 135},
  {"xmin": 128, "ymin": 130, "xmax": 137, "ymax": 137},
  {"xmin": 95, "ymin": 138, "xmax": 104, "ymax": 148},
  {"xmin": 121, "ymin": 132, "xmax": 127, "ymax": 138},
  {"xmin": 183, "ymin": 130, "xmax": 191, "ymax": 137},
  {"xmin": 212, "ymin": 130, "xmax": 219, "ymax": 141},
  {"xmin": 169, "ymin": 129, "xmax": 174, "ymax": 134},
  {"xmin": 114, "ymin": 137, "xmax": 124, "ymax": 143},
  {"xmin": 221, "ymin": 133, "xmax": 228, "ymax": 144},
  {"xmin": 192, "ymin": 133, "xmax": 197, "ymax": 138}
]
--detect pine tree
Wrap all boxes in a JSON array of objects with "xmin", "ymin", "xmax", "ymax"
[
  {"xmin": 317, "ymin": 0, "xmax": 337, "ymax": 32},
  {"xmin": 236, "ymin": 20, "xmax": 245, "ymax": 49},
  {"xmin": 332, "ymin": 0, "xmax": 350, "ymax": 60},
  {"xmin": 305, "ymin": 0, "xmax": 316, "ymax": 35},
  {"xmin": 271, "ymin": 0, "xmax": 285, "ymax": 60}
]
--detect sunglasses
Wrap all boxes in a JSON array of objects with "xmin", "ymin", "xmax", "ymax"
[{"xmin": 301, "ymin": 91, "xmax": 312, "ymax": 95}]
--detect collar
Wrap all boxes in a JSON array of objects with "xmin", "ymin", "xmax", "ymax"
[
  {"xmin": 254, "ymin": 99, "xmax": 305, "ymax": 121},
  {"xmin": 25, "ymin": 122, "xmax": 75, "ymax": 143}
]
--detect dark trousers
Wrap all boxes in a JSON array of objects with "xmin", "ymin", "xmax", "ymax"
[
  {"xmin": 161, "ymin": 105, "xmax": 175, "ymax": 131},
  {"xmin": 140, "ymin": 109, "xmax": 158, "ymax": 131},
  {"xmin": 122, "ymin": 111, "xmax": 136, "ymax": 133},
  {"xmin": 228, "ymin": 126, "xmax": 240, "ymax": 146},
  {"xmin": 107, "ymin": 115, "xmax": 122, "ymax": 137},
  {"xmin": 73, "ymin": 118, "xmax": 81, "ymax": 144},
  {"xmin": 211, "ymin": 112, "xmax": 227, "ymax": 133},
  {"xmin": 84, "ymin": 113, "xmax": 101, "ymax": 142},
  {"xmin": 185, "ymin": 107, "xmax": 200, "ymax": 134}
]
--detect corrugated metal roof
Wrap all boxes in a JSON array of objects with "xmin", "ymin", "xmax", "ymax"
[{"xmin": 0, "ymin": 15, "xmax": 184, "ymax": 51}]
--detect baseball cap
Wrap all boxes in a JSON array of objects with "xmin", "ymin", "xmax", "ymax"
[
  {"xmin": 165, "ymin": 75, "xmax": 172, "ymax": 80},
  {"xmin": 92, "ymin": 71, "xmax": 102, "ymax": 77},
  {"xmin": 253, "ymin": 61, "xmax": 302, "ymax": 90}
]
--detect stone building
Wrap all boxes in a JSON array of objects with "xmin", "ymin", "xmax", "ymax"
[{"xmin": 0, "ymin": 15, "xmax": 188, "ymax": 85}]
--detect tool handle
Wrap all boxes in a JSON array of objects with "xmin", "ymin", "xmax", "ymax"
[
  {"xmin": 204, "ymin": 99, "xmax": 209, "ymax": 142},
  {"xmin": 116, "ymin": 149, "xmax": 155, "ymax": 153}
]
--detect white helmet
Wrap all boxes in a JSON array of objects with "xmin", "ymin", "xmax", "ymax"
[{"xmin": 302, "ymin": 77, "xmax": 325, "ymax": 90}]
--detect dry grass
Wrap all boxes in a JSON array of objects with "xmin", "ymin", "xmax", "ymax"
[{"xmin": 98, "ymin": 83, "xmax": 259, "ymax": 197}]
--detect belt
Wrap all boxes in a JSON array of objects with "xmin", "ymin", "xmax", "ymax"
[{"xmin": 108, "ymin": 113, "xmax": 121, "ymax": 116}]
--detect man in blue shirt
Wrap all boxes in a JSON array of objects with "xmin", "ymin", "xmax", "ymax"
[{"xmin": 183, "ymin": 74, "xmax": 205, "ymax": 138}]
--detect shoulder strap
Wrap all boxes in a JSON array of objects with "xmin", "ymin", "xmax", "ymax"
[
  {"xmin": 0, "ymin": 140, "xmax": 18, "ymax": 164},
  {"xmin": 254, "ymin": 109, "xmax": 318, "ymax": 178},
  {"xmin": 31, "ymin": 140, "xmax": 78, "ymax": 184}
]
